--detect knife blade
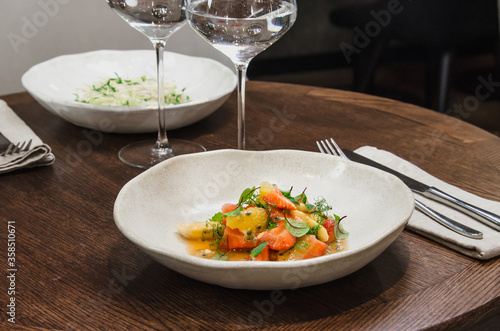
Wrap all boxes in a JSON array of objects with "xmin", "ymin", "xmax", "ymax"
[{"xmin": 343, "ymin": 149, "xmax": 500, "ymax": 232}]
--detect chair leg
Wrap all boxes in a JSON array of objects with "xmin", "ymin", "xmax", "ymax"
[
  {"xmin": 426, "ymin": 50, "xmax": 453, "ymax": 112},
  {"xmin": 437, "ymin": 51, "xmax": 453, "ymax": 113}
]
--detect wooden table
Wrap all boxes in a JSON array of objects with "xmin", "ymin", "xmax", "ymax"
[{"xmin": 1, "ymin": 81, "xmax": 499, "ymax": 330}]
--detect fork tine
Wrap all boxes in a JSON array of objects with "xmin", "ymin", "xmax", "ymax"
[
  {"xmin": 320, "ymin": 140, "xmax": 334, "ymax": 155},
  {"xmin": 23, "ymin": 139, "xmax": 32, "ymax": 151},
  {"xmin": 316, "ymin": 141, "xmax": 328, "ymax": 155},
  {"xmin": 317, "ymin": 138, "xmax": 350, "ymax": 160},
  {"xmin": 15, "ymin": 141, "xmax": 26, "ymax": 153},
  {"xmin": 323, "ymin": 139, "xmax": 337, "ymax": 156},
  {"xmin": 3, "ymin": 143, "xmax": 13, "ymax": 156},
  {"xmin": 6, "ymin": 143, "xmax": 19, "ymax": 155},
  {"xmin": 1, "ymin": 140, "xmax": 31, "ymax": 156},
  {"xmin": 327, "ymin": 138, "xmax": 347, "ymax": 159},
  {"xmin": 317, "ymin": 140, "xmax": 337, "ymax": 156}
]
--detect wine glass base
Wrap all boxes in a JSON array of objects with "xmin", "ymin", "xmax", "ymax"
[{"xmin": 118, "ymin": 139, "xmax": 206, "ymax": 169}]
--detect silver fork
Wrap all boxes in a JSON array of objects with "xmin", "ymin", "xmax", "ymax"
[
  {"xmin": 316, "ymin": 138, "xmax": 483, "ymax": 239},
  {"xmin": 0, "ymin": 139, "xmax": 32, "ymax": 157}
]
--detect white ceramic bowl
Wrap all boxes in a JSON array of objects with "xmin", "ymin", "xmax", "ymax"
[
  {"xmin": 114, "ymin": 149, "xmax": 414, "ymax": 290},
  {"xmin": 21, "ymin": 50, "xmax": 237, "ymax": 133}
]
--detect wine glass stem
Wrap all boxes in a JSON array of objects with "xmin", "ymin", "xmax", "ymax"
[
  {"xmin": 236, "ymin": 64, "xmax": 248, "ymax": 150},
  {"xmin": 154, "ymin": 40, "xmax": 172, "ymax": 154}
]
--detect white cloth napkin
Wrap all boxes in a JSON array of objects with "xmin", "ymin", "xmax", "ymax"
[
  {"xmin": 0, "ymin": 99, "xmax": 54, "ymax": 174},
  {"xmin": 355, "ymin": 146, "xmax": 500, "ymax": 260}
]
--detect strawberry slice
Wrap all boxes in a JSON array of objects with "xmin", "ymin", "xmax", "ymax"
[
  {"xmin": 257, "ymin": 222, "xmax": 296, "ymax": 251},
  {"xmin": 300, "ymin": 235, "xmax": 328, "ymax": 259},
  {"xmin": 263, "ymin": 188, "xmax": 297, "ymax": 210},
  {"xmin": 276, "ymin": 234, "xmax": 328, "ymax": 261},
  {"xmin": 222, "ymin": 203, "xmax": 238, "ymax": 214},
  {"xmin": 269, "ymin": 207, "xmax": 285, "ymax": 222},
  {"xmin": 247, "ymin": 245, "xmax": 270, "ymax": 261},
  {"xmin": 220, "ymin": 226, "xmax": 258, "ymax": 250},
  {"xmin": 322, "ymin": 218, "xmax": 336, "ymax": 243}
]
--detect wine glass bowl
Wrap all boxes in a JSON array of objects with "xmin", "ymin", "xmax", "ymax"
[
  {"xmin": 188, "ymin": 1, "xmax": 296, "ymax": 64},
  {"xmin": 107, "ymin": 0, "xmax": 186, "ymax": 40},
  {"xmin": 107, "ymin": 0, "xmax": 205, "ymax": 168},
  {"xmin": 187, "ymin": 0, "xmax": 297, "ymax": 149}
]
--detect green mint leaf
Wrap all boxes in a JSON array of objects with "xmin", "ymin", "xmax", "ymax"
[
  {"xmin": 238, "ymin": 187, "xmax": 255, "ymax": 205},
  {"xmin": 334, "ymin": 215, "xmax": 349, "ymax": 240},
  {"xmin": 250, "ymin": 242, "xmax": 268, "ymax": 258},
  {"xmin": 285, "ymin": 218, "xmax": 310, "ymax": 237},
  {"xmin": 280, "ymin": 189, "xmax": 299, "ymax": 205},
  {"xmin": 209, "ymin": 212, "xmax": 223, "ymax": 223},
  {"xmin": 223, "ymin": 206, "xmax": 243, "ymax": 217},
  {"xmin": 293, "ymin": 191, "xmax": 307, "ymax": 204}
]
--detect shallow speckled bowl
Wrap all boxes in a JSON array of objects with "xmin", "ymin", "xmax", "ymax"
[
  {"xmin": 21, "ymin": 50, "xmax": 237, "ymax": 133},
  {"xmin": 114, "ymin": 149, "xmax": 414, "ymax": 290}
]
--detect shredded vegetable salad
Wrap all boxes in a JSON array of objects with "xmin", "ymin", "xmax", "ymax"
[
  {"xmin": 74, "ymin": 73, "xmax": 190, "ymax": 106},
  {"xmin": 176, "ymin": 182, "xmax": 349, "ymax": 262}
]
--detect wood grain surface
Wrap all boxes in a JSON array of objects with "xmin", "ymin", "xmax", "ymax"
[{"xmin": 1, "ymin": 81, "xmax": 499, "ymax": 330}]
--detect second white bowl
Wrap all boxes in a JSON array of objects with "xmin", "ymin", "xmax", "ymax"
[{"xmin": 22, "ymin": 49, "xmax": 237, "ymax": 133}]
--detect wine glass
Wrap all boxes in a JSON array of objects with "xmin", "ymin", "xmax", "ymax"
[
  {"xmin": 107, "ymin": 0, "xmax": 206, "ymax": 169},
  {"xmin": 186, "ymin": 0, "xmax": 297, "ymax": 149}
]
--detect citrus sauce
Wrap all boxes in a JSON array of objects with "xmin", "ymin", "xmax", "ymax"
[{"xmin": 184, "ymin": 238, "xmax": 348, "ymax": 261}]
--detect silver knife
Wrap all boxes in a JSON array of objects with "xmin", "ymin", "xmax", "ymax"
[{"xmin": 344, "ymin": 149, "xmax": 500, "ymax": 233}]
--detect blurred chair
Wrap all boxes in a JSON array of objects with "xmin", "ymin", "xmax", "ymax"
[{"xmin": 331, "ymin": 0, "xmax": 500, "ymax": 112}]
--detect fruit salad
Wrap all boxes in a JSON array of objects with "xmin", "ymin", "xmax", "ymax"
[{"xmin": 176, "ymin": 182, "xmax": 348, "ymax": 261}]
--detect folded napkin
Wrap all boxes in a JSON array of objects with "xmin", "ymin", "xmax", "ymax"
[
  {"xmin": 0, "ymin": 100, "xmax": 55, "ymax": 174},
  {"xmin": 355, "ymin": 146, "xmax": 500, "ymax": 260}
]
